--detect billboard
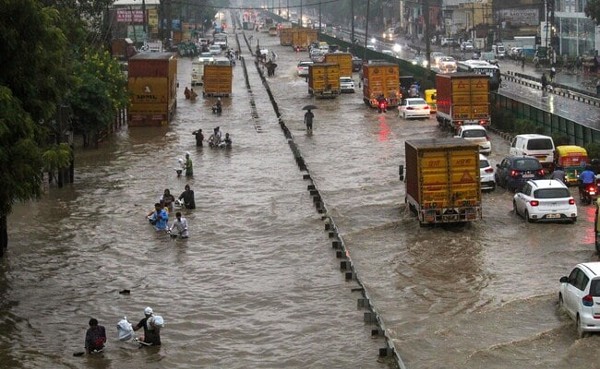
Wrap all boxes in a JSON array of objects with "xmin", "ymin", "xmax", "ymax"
[{"xmin": 117, "ymin": 9, "xmax": 145, "ymax": 23}]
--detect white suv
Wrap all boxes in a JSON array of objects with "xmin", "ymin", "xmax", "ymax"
[
  {"xmin": 559, "ymin": 262, "xmax": 600, "ymax": 337},
  {"xmin": 339, "ymin": 77, "xmax": 355, "ymax": 93},
  {"xmin": 513, "ymin": 179, "xmax": 577, "ymax": 223}
]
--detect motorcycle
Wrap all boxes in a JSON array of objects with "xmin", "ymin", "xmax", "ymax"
[
  {"xmin": 580, "ymin": 182, "xmax": 600, "ymax": 205},
  {"xmin": 377, "ymin": 100, "xmax": 388, "ymax": 113}
]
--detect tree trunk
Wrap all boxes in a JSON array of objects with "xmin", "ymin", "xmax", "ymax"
[{"xmin": 0, "ymin": 215, "xmax": 7, "ymax": 258}]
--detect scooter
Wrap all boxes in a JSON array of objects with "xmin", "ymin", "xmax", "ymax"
[
  {"xmin": 580, "ymin": 182, "xmax": 599, "ymax": 205},
  {"xmin": 378, "ymin": 100, "xmax": 388, "ymax": 113}
]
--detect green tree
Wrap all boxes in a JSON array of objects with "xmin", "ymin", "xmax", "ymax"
[
  {"xmin": 0, "ymin": 0, "xmax": 71, "ymax": 257},
  {"xmin": 68, "ymin": 50, "xmax": 128, "ymax": 148},
  {"xmin": 585, "ymin": 0, "xmax": 600, "ymax": 25},
  {"xmin": 0, "ymin": 87, "xmax": 45, "ymax": 257}
]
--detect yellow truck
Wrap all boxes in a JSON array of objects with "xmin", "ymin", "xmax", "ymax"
[
  {"xmin": 292, "ymin": 28, "xmax": 318, "ymax": 51},
  {"xmin": 324, "ymin": 52, "xmax": 353, "ymax": 78},
  {"xmin": 362, "ymin": 61, "xmax": 400, "ymax": 108},
  {"xmin": 402, "ymin": 138, "xmax": 482, "ymax": 226},
  {"xmin": 203, "ymin": 63, "xmax": 232, "ymax": 97},
  {"xmin": 435, "ymin": 73, "xmax": 490, "ymax": 133},
  {"xmin": 308, "ymin": 63, "xmax": 341, "ymax": 98},
  {"xmin": 127, "ymin": 53, "xmax": 177, "ymax": 127},
  {"xmin": 279, "ymin": 28, "xmax": 293, "ymax": 46}
]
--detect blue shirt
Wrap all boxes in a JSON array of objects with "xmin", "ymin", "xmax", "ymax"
[
  {"xmin": 150, "ymin": 209, "xmax": 169, "ymax": 231},
  {"xmin": 579, "ymin": 170, "xmax": 596, "ymax": 184}
]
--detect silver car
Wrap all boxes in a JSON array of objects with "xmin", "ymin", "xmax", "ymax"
[{"xmin": 339, "ymin": 77, "xmax": 355, "ymax": 93}]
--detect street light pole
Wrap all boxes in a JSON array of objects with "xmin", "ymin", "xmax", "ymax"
[
  {"xmin": 319, "ymin": 0, "xmax": 322, "ymax": 33},
  {"xmin": 351, "ymin": 0, "xmax": 355, "ymax": 46},
  {"xmin": 363, "ymin": 0, "xmax": 370, "ymax": 61},
  {"xmin": 300, "ymin": 0, "xmax": 303, "ymax": 28}
]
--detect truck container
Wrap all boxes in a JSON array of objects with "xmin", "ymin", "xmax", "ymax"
[
  {"xmin": 324, "ymin": 52, "xmax": 353, "ymax": 77},
  {"xmin": 403, "ymin": 138, "xmax": 482, "ymax": 226},
  {"xmin": 202, "ymin": 64, "xmax": 233, "ymax": 97},
  {"xmin": 435, "ymin": 73, "xmax": 491, "ymax": 132},
  {"xmin": 127, "ymin": 53, "xmax": 177, "ymax": 127},
  {"xmin": 308, "ymin": 63, "xmax": 341, "ymax": 98},
  {"xmin": 279, "ymin": 28, "xmax": 293, "ymax": 45},
  {"xmin": 292, "ymin": 28, "xmax": 318, "ymax": 51},
  {"xmin": 362, "ymin": 61, "xmax": 400, "ymax": 108}
]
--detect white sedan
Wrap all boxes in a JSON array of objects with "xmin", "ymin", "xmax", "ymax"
[
  {"xmin": 513, "ymin": 179, "xmax": 577, "ymax": 223},
  {"xmin": 479, "ymin": 154, "xmax": 495, "ymax": 191},
  {"xmin": 398, "ymin": 98, "xmax": 430, "ymax": 119}
]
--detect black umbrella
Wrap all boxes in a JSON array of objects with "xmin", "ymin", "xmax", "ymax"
[{"xmin": 302, "ymin": 105, "xmax": 318, "ymax": 110}]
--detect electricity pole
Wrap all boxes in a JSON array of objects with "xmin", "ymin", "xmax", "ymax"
[{"xmin": 363, "ymin": 0, "xmax": 370, "ymax": 61}]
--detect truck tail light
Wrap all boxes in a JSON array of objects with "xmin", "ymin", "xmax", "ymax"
[{"xmin": 529, "ymin": 200, "xmax": 539, "ymax": 206}]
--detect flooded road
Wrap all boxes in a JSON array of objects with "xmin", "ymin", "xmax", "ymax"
[{"xmin": 3, "ymin": 12, "xmax": 600, "ymax": 369}]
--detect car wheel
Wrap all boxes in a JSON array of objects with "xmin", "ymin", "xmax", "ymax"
[
  {"xmin": 559, "ymin": 294, "xmax": 565, "ymax": 311},
  {"xmin": 525, "ymin": 210, "xmax": 534, "ymax": 223},
  {"xmin": 513, "ymin": 200, "xmax": 518, "ymax": 215},
  {"xmin": 571, "ymin": 217, "xmax": 577, "ymax": 224},
  {"xmin": 403, "ymin": 112, "xmax": 407, "ymax": 119},
  {"xmin": 490, "ymin": 182, "xmax": 496, "ymax": 191},
  {"xmin": 577, "ymin": 315, "xmax": 588, "ymax": 339}
]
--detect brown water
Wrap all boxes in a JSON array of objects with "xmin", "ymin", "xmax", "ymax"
[{"xmin": 3, "ymin": 14, "xmax": 600, "ymax": 369}]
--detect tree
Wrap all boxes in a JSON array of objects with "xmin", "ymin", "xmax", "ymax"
[
  {"xmin": 585, "ymin": 0, "xmax": 600, "ymax": 25},
  {"xmin": 68, "ymin": 49, "xmax": 128, "ymax": 148},
  {"xmin": 0, "ymin": 87, "xmax": 45, "ymax": 257},
  {"xmin": 0, "ymin": 0, "xmax": 70, "ymax": 257}
]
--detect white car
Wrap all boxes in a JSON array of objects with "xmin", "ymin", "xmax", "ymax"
[
  {"xmin": 438, "ymin": 56, "xmax": 457, "ymax": 72},
  {"xmin": 208, "ymin": 44, "xmax": 222, "ymax": 56},
  {"xmin": 461, "ymin": 41, "xmax": 474, "ymax": 51},
  {"xmin": 454, "ymin": 125, "xmax": 491, "ymax": 154},
  {"xmin": 559, "ymin": 262, "xmax": 600, "ymax": 337},
  {"xmin": 339, "ymin": 77, "xmax": 355, "ymax": 93},
  {"xmin": 479, "ymin": 154, "xmax": 495, "ymax": 191},
  {"xmin": 513, "ymin": 179, "xmax": 577, "ymax": 223},
  {"xmin": 398, "ymin": 98, "xmax": 430, "ymax": 119},
  {"xmin": 297, "ymin": 61, "xmax": 313, "ymax": 77}
]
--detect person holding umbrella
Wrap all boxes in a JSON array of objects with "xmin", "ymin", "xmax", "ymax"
[{"xmin": 303, "ymin": 105, "xmax": 316, "ymax": 133}]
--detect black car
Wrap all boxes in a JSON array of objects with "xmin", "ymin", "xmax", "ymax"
[{"xmin": 495, "ymin": 156, "xmax": 546, "ymax": 192}]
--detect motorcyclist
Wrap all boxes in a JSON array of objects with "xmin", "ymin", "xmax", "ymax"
[
  {"xmin": 213, "ymin": 98, "xmax": 222, "ymax": 114},
  {"xmin": 376, "ymin": 94, "xmax": 387, "ymax": 112},
  {"xmin": 578, "ymin": 165, "xmax": 597, "ymax": 200}
]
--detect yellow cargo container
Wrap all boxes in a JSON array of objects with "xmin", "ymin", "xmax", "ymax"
[
  {"xmin": 362, "ymin": 62, "xmax": 400, "ymax": 108},
  {"xmin": 324, "ymin": 52, "xmax": 353, "ymax": 77},
  {"xmin": 203, "ymin": 64, "xmax": 233, "ymax": 97},
  {"xmin": 292, "ymin": 28, "xmax": 318, "ymax": 51},
  {"xmin": 308, "ymin": 63, "xmax": 341, "ymax": 98},
  {"xmin": 279, "ymin": 28, "xmax": 293, "ymax": 46}
]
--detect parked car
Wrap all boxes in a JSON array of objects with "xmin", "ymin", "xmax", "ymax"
[
  {"xmin": 513, "ymin": 179, "xmax": 577, "ymax": 223},
  {"xmin": 479, "ymin": 154, "xmax": 496, "ymax": 191},
  {"xmin": 559, "ymin": 262, "xmax": 600, "ymax": 337},
  {"xmin": 297, "ymin": 61, "xmax": 313, "ymax": 77},
  {"xmin": 398, "ymin": 98, "xmax": 430, "ymax": 119},
  {"xmin": 454, "ymin": 125, "xmax": 491, "ymax": 154},
  {"xmin": 340, "ymin": 77, "xmax": 355, "ymax": 93},
  {"xmin": 495, "ymin": 156, "xmax": 546, "ymax": 192}
]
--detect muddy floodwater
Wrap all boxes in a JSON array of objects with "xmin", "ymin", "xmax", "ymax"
[{"xmin": 3, "ymin": 14, "xmax": 600, "ymax": 369}]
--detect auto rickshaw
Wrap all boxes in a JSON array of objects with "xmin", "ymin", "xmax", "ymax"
[
  {"xmin": 424, "ymin": 89, "xmax": 437, "ymax": 113},
  {"xmin": 554, "ymin": 145, "xmax": 589, "ymax": 186}
]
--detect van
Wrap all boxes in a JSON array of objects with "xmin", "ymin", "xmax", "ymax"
[{"xmin": 509, "ymin": 134, "xmax": 555, "ymax": 170}]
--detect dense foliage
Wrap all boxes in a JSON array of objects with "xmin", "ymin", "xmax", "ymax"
[{"xmin": 585, "ymin": 0, "xmax": 600, "ymax": 25}]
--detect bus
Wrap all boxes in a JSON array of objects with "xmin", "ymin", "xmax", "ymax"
[{"xmin": 456, "ymin": 59, "xmax": 501, "ymax": 91}]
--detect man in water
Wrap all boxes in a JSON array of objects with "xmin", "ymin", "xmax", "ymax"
[
  {"xmin": 178, "ymin": 184, "xmax": 196, "ymax": 209},
  {"xmin": 184, "ymin": 153, "xmax": 193, "ymax": 177},
  {"xmin": 85, "ymin": 318, "xmax": 107, "ymax": 354},
  {"xmin": 148, "ymin": 202, "xmax": 169, "ymax": 231},
  {"xmin": 133, "ymin": 307, "xmax": 161, "ymax": 346},
  {"xmin": 192, "ymin": 129, "xmax": 204, "ymax": 147},
  {"xmin": 224, "ymin": 133, "xmax": 232, "ymax": 148},
  {"xmin": 304, "ymin": 109, "xmax": 314, "ymax": 132},
  {"xmin": 169, "ymin": 212, "xmax": 189, "ymax": 238}
]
